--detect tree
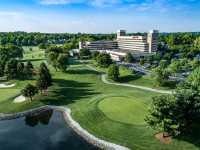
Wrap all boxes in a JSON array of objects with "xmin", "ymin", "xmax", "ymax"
[
  {"xmin": 96, "ymin": 53, "xmax": 112, "ymax": 67},
  {"xmin": 190, "ymin": 59, "xmax": 200, "ymax": 70},
  {"xmin": 159, "ymin": 60, "xmax": 168, "ymax": 68},
  {"xmin": 79, "ymin": 48, "xmax": 91, "ymax": 59},
  {"xmin": 38, "ymin": 43, "xmax": 47, "ymax": 49},
  {"xmin": 92, "ymin": 51, "xmax": 100, "ymax": 61},
  {"xmin": 0, "ymin": 44, "xmax": 23, "ymax": 60},
  {"xmin": 125, "ymin": 53, "xmax": 134, "ymax": 63},
  {"xmin": 145, "ymin": 95, "xmax": 176, "ymax": 136},
  {"xmin": 47, "ymin": 52, "xmax": 59, "ymax": 71},
  {"xmin": 0, "ymin": 60, "xmax": 6, "ymax": 77},
  {"xmin": 27, "ymin": 61, "xmax": 34, "ymax": 69},
  {"xmin": 17, "ymin": 62, "xmax": 25, "ymax": 79},
  {"xmin": 139, "ymin": 58, "xmax": 145, "ymax": 66},
  {"xmin": 36, "ymin": 63, "xmax": 52, "ymax": 94},
  {"xmin": 21, "ymin": 84, "xmax": 38, "ymax": 101},
  {"xmin": 57, "ymin": 54, "xmax": 69, "ymax": 72},
  {"xmin": 24, "ymin": 61, "xmax": 34, "ymax": 79},
  {"xmin": 154, "ymin": 67, "xmax": 171, "ymax": 86},
  {"xmin": 168, "ymin": 59, "xmax": 182, "ymax": 74},
  {"xmin": 108, "ymin": 64, "xmax": 120, "ymax": 81},
  {"xmin": 146, "ymin": 86, "xmax": 200, "ymax": 137},
  {"xmin": 4, "ymin": 59, "xmax": 18, "ymax": 79},
  {"xmin": 146, "ymin": 68, "xmax": 200, "ymax": 137},
  {"xmin": 186, "ymin": 67, "xmax": 200, "ymax": 90},
  {"xmin": 194, "ymin": 37, "xmax": 200, "ymax": 49},
  {"xmin": 46, "ymin": 45, "xmax": 63, "ymax": 54}
]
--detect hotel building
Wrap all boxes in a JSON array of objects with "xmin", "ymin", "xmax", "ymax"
[
  {"xmin": 79, "ymin": 30, "xmax": 159, "ymax": 60},
  {"xmin": 117, "ymin": 30, "xmax": 159, "ymax": 53}
]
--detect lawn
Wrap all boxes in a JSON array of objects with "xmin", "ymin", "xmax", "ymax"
[
  {"xmin": 0, "ymin": 59, "xmax": 199, "ymax": 150},
  {"xmin": 22, "ymin": 46, "xmax": 45, "ymax": 66},
  {"xmin": 91, "ymin": 63, "xmax": 176, "ymax": 90},
  {"xmin": 98, "ymin": 96, "xmax": 148, "ymax": 125}
]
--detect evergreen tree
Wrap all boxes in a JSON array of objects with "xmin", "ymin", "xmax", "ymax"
[
  {"xmin": 17, "ymin": 62, "xmax": 25, "ymax": 79},
  {"xmin": 36, "ymin": 63, "xmax": 52, "ymax": 93},
  {"xmin": 0, "ymin": 60, "xmax": 6, "ymax": 77},
  {"xmin": 4, "ymin": 59, "xmax": 18, "ymax": 79},
  {"xmin": 108, "ymin": 64, "xmax": 120, "ymax": 81},
  {"xmin": 24, "ymin": 61, "xmax": 34, "ymax": 79}
]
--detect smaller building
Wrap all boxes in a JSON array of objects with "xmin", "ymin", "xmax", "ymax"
[
  {"xmin": 79, "ymin": 40, "xmax": 118, "ymax": 51},
  {"xmin": 101, "ymin": 50, "xmax": 126, "ymax": 61}
]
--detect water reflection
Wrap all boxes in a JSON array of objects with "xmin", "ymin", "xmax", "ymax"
[
  {"xmin": 0, "ymin": 110, "xmax": 98, "ymax": 150},
  {"xmin": 25, "ymin": 109, "xmax": 53, "ymax": 127}
]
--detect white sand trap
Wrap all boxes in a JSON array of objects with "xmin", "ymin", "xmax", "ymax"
[
  {"xmin": 0, "ymin": 83, "xmax": 15, "ymax": 88},
  {"xmin": 13, "ymin": 95, "xmax": 26, "ymax": 103}
]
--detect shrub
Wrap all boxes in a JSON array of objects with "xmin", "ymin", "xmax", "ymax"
[{"xmin": 108, "ymin": 64, "xmax": 120, "ymax": 81}]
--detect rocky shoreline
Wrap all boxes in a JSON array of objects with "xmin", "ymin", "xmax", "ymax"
[
  {"xmin": 0, "ymin": 106, "xmax": 50, "ymax": 121},
  {"xmin": 0, "ymin": 105, "xmax": 130, "ymax": 150}
]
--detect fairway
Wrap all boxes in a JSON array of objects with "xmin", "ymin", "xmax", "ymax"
[
  {"xmin": 0, "ymin": 62, "xmax": 199, "ymax": 150},
  {"xmin": 98, "ymin": 97, "xmax": 147, "ymax": 125}
]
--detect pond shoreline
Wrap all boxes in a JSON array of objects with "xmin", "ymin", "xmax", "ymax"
[{"xmin": 0, "ymin": 106, "xmax": 130, "ymax": 150}]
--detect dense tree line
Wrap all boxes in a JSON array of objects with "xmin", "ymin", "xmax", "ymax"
[
  {"xmin": 0, "ymin": 44, "xmax": 26, "ymax": 78},
  {"xmin": 3, "ymin": 60, "xmax": 34, "ymax": 80},
  {"xmin": 0, "ymin": 32, "xmax": 116, "ymax": 46}
]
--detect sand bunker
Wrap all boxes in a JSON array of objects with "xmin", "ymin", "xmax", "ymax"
[
  {"xmin": 0, "ymin": 83, "xmax": 15, "ymax": 88},
  {"xmin": 13, "ymin": 95, "xmax": 26, "ymax": 103}
]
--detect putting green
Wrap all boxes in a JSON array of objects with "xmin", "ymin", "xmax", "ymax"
[{"xmin": 98, "ymin": 97, "xmax": 148, "ymax": 125}]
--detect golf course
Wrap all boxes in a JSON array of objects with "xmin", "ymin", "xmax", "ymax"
[{"xmin": 0, "ymin": 47, "xmax": 199, "ymax": 150}]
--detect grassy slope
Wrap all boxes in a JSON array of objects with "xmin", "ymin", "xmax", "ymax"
[
  {"xmin": 91, "ymin": 63, "xmax": 175, "ymax": 90},
  {"xmin": 69, "ymin": 65, "xmax": 197, "ymax": 150},
  {"xmin": 0, "ymin": 54, "xmax": 198, "ymax": 149},
  {"xmin": 98, "ymin": 97, "xmax": 148, "ymax": 125}
]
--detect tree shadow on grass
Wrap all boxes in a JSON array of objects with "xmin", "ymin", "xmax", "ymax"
[
  {"xmin": 66, "ymin": 69, "xmax": 100, "ymax": 75},
  {"xmin": 175, "ymin": 123, "xmax": 200, "ymax": 148},
  {"xmin": 39, "ymin": 79, "xmax": 100, "ymax": 106},
  {"xmin": 20, "ymin": 59, "xmax": 45, "ymax": 62},
  {"xmin": 119, "ymin": 74, "xmax": 142, "ymax": 83}
]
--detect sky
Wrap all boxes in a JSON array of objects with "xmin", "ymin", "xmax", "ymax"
[{"xmin": 0, "ymin": 0, "xmax": 200, "ymax": 33}]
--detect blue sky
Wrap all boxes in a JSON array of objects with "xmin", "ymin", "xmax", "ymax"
[{"xmin": 0, "ymin": 0, "xmax": 200, "ymax": 33}]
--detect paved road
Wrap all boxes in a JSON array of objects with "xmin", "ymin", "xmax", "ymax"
[
  {"xmin": 117, "ymin": 62, "xmax": 185, "ymax": 81},
  {"xmin": 86, "ymin": 65, "xmax": 172, "ymax": 94}
]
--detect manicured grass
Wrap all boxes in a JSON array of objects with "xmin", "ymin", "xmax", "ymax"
[
  {"xmin": 98, "ymin": 97, "xmax": 148, "ymax": 125},
  {"xmin": 0, "ymin": 59, "xmax": 199, "ymax": 150},
  {"xmin": 22, "ymin": 46, "xmax": 45, "ymax": 66},
  {"xmin": 91, "ymin": 63, "xmax": 175, "ymax": 90},
  {"xmin": 0, "ymin": 46, "xmax": 45, "ymax": 112}
]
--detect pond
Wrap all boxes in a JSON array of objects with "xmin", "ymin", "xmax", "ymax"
[{"xmin": 0, "ymin": 109, "xmax": 98, "ymax": 150}]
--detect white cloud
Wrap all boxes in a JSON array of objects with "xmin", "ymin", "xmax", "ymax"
[
  {"xmin": 39, "ymin": 0, "xmax": 84, "ymax": 5},
  {"xmin": 39, "ymin": 0, "xmax": 122, "ymax": 7},
  {"xmin": 0, "ymin": 11, "xmax": 22, "ymax": 17}
]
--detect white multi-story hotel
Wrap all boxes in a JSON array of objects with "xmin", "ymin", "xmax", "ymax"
[
  {"xmin": 79, "ymin": 30, "xmax": 159, "ymax": 60},
  {"xmin": 117, "ymin": 30, "xmax": 159, "ymax": 53}
]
